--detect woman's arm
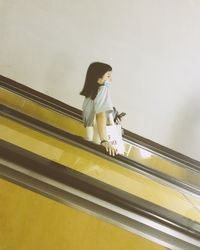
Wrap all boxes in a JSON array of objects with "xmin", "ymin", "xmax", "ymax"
[
  {"xmin": 96, "ymin": 112, "xmax": 117, "ymax": 156},
  {"xmin": 96, "ymin": 112, "xmax": 107, "ymax": 141}
]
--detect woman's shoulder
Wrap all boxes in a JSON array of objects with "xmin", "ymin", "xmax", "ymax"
[
  {"xmin": 98, "ymin": 85, "xmax": 107, "ymax": 91},
  {"xmin": 96, "ymin": 86, "xmax": 109, "ymax": 98}
]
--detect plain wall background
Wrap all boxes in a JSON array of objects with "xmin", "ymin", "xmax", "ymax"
[{"xmin": 0, "ymin": 0, "xmax": 200, "ymax": 160}]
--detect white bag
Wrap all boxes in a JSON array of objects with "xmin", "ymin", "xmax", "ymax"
[{"xmin": 85, "ymin": 113, "xmax": 125, "ymax": 155}]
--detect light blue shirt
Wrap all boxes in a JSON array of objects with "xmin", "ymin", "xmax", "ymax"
[{"xmin": 82, "ymin": 86, "xmax": 113, "ymax": 127}]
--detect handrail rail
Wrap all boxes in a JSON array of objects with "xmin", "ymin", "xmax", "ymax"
[
  {"xmin": 1, "ymin": 74, "xmax": 200, "ymax": 171},
  {"xmin": 0, "ymin": 139, "xmax": 200, "ymax": 250},
  {"xmin": 1, "ymin": 103, "xmax": 200, "ymax": 201}
]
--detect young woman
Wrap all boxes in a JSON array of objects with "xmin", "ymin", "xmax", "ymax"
[{"xmin": 80, "ymin": 62, "xmax": 122, "ymax": 156}]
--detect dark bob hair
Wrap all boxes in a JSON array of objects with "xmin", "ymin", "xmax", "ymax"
[{"xmin": 80, "ymin": 62, "xmax": 112, "ymax": 100}]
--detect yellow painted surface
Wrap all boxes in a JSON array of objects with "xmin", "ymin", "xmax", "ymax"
[
  {"xmin": 23, "ymin": 100, "xmax": 85, "ymax": 137},
  {"xmin": 0, "ymin": 88, "xmax": 190, "ymax": 183},
  {"xmin": 0, "ymin": 88, "xmax": 85, "ymax": 137},
  {"xmin": 126, "ymin": 145, "xmax": 187, "ymax": 180},
  {"xmin": 0, "ymin": 179, "xmax": 167, "ymax": 250},
  {"xmin": 0, "ymin": 88, "xmax": 26, "ymax": 110},
  {"xmin": 1, "ymin": 116, "xmax": 200, "ymax": 223}
]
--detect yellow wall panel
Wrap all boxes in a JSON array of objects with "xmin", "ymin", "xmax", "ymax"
[
  {"xmin": 22, "ymin": 100, "xmax": 85, "ymax": 137},
  {"xmin": 0, "ymin": 88, "xmax": 26, "ymax": 110},
  {"xmin": 127, "ymin": 146, "xmax": 186, "ymax": 180},
  {"xmin": 0, "ymin": 88, "xmax": 85, "ymax": 137},
  {"xmin": 0, "ymin": 179, "xmax": 167, "ymax": 250}
]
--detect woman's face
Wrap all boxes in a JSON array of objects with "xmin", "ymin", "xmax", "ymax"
[{"xmin": 97, "ymin": 71, "xmax": 112, "ymax": 85}]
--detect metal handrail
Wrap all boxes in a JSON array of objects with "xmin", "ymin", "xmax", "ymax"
[
  {"xmin": 1, "ymin": 103, "xmax": 200, "ymax": 201},
  {"xmin": 1, "ymin": 76, "xmax": 199, "ymax": 174}
]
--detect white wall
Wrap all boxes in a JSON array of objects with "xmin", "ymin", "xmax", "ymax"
[{"xmin": 1, "ymin": 0, "xmax": 200, "ymax": 160}]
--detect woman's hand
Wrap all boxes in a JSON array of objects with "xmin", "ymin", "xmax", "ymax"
[{"xmin": 101, "ymin": 141, "xmax": 117, "ymax": 156}]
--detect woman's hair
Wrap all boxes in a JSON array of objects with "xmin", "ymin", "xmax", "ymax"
[{"xmin": 80, "ymin": 62, "xmax": 112, "ymax": 100}]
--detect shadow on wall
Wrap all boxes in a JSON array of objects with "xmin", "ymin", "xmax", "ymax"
[
  {"xmin": 45, "ymin": 52, "xmax": 75, "ymax": 99},
  {"xmin": 169, "ymin": 93, "xmax": 200, "ymax": 183}
]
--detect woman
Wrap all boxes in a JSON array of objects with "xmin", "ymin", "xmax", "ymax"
[{"xmin": 80, "ymin": 62, "xmax": 122, "ymax": 156}]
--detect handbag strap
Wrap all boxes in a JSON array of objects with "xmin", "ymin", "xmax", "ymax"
[{"xmin": 108, "ymin": 112, "xmax": 115, "ymax": 125}]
